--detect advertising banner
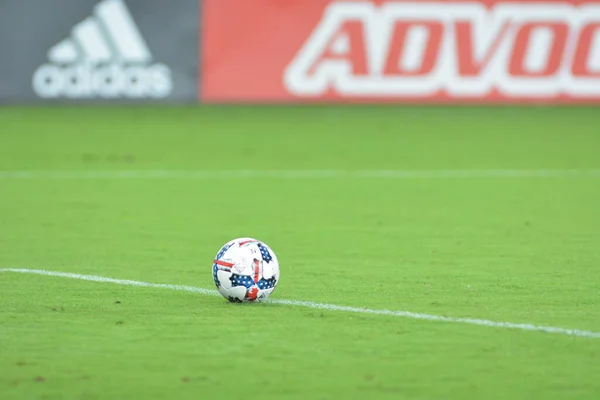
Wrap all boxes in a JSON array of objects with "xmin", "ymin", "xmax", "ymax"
[
  {"xmin": 201, "ymin": 0, "xmax": 600, "ymax": 103},
  {"xmin": 0, "ymin": 0, "xmax": 198, "ymax": 103}
]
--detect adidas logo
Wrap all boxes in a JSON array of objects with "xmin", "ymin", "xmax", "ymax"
[{"xmin": 32, "ymin": 0, "xmax": 172, "ymax": 99}]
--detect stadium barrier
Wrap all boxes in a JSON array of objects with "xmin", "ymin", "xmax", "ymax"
[
  {"xmin": 1, "ymin": 0, "xmax": 600, "ymax": 104},
  {"xmin": 0, "ymin": 0, "xmax": 198, "ymax": 103},
  {"xmin": 201, "ymin": 0, "xmax": 600, "ymax": 103}
]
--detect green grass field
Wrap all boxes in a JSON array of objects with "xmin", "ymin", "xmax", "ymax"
[{"xmin": 1, "ymin": 106, "xmax": 599, "ymax": 399}]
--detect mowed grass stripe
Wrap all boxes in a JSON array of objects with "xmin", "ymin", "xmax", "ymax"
[
  {"xmin": 0, "ymin": 169, "xmax": 600, "ymax": 179},
  {"xmin": 2, "ymin": 268, "xmax": 599, "ymax": 339}
]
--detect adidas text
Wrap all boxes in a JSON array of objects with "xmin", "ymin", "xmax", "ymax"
[{"xmin": 33, "ymin": 64, "xmax": 172, "ymax": 99}]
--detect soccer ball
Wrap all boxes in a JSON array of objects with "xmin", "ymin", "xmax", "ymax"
[{"xmin": 212, "ymin": 238, "xmax": 280, "ymax": 303}]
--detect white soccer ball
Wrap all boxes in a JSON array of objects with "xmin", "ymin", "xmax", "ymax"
[{"xmin": 212, "ymin": 238, "xmax": 280, "ymax": 303}]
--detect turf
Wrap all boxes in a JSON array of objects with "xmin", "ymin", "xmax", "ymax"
[{"xmin": 0, "ymin": 106, "xmax": 599, "ymax": 399}]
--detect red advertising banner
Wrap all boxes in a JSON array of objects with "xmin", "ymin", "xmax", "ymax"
[{"xmin": 201, "ymin": 0, "xmax": 600, "ymax": 103}]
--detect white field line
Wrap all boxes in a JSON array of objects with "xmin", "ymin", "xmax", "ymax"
[
  {"xmin": 0, "ymin": 169, "xmax": 599, "ymax": 180},
  {"xmin": 1, "ymin": 268, "xmax": 599, "ymax": 339}
]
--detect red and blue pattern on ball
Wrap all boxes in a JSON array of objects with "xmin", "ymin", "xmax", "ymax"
[
  {"xmin": 212, "ymin": 242, "xmax": 234, "ymax": 288},
  {"xmin": 229, "ymin": 273, "xmax": 277, "ymax": 290}
]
